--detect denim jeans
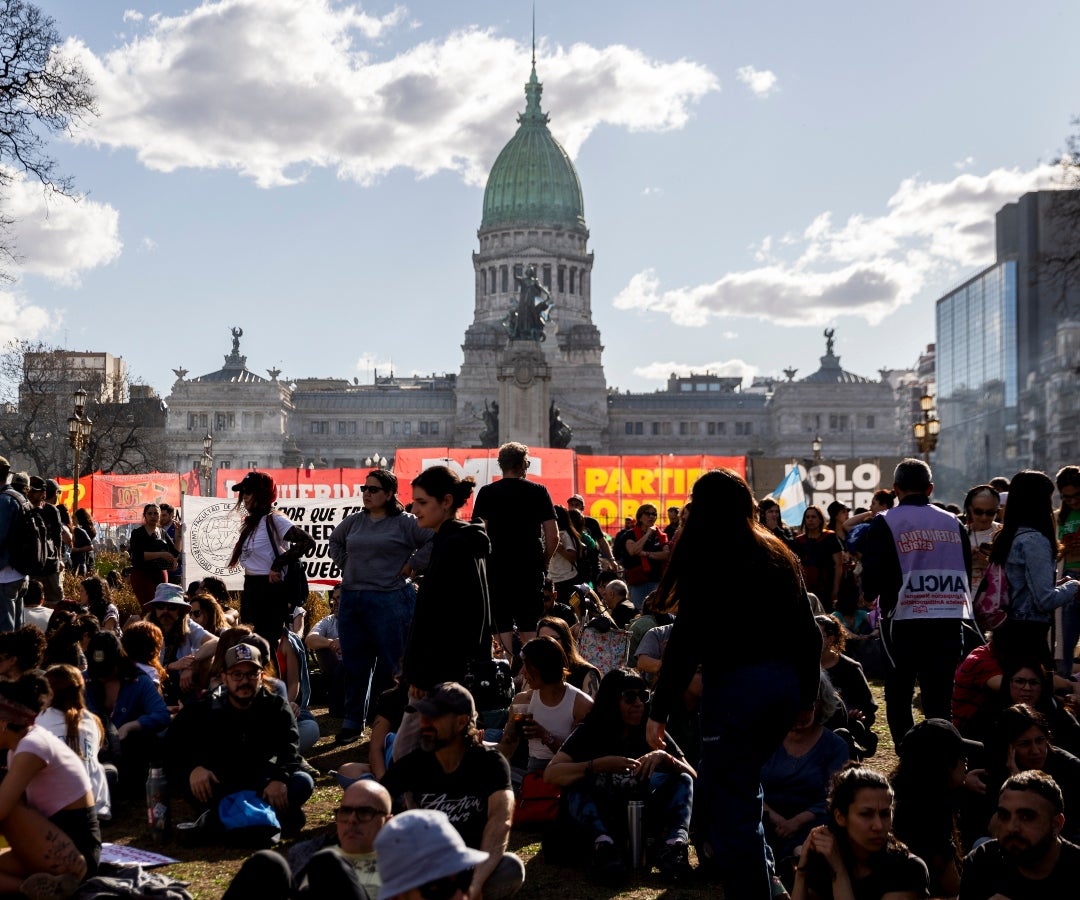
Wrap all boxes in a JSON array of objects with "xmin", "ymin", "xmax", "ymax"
[
  {"xmin": 0, "ymin": 577, "xmax": 25, "ymax": 632},
  {"xmin": 337, "ymin": 585, "xmax": 416, "ymax": 729},
  {"xmin": 629, "ymin": 581, "xmax": 659, "ymax": 611},
  {"xmin": 1060, "ymin": 602, "xmax": 1080, "ymax": 677},
  {"xmin": 699, "ymin": 660, "xmax": 800, "ymax": 900},
  {"xmin": 563, "ymin": 771, "xmax": 693, "ymax": 845}
]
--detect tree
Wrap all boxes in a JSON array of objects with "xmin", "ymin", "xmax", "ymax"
[
  {"xmin": 0, "ymin": 0, "xmax": 96, "ymax": 277},
  {"xmin": 0, "ymin": 340, "xmax": 169, "ymax": 478}
]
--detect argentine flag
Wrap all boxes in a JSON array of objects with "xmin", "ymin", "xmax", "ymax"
[{"xmin": 772, "ymin": 466, "xmax": 808, "ymax": 527}]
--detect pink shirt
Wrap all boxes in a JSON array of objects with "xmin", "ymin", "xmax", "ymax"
[{"xmin": 13, "ymin": 726, "xmax": 92, "ymax": 818}]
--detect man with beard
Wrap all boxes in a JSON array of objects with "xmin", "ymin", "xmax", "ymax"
[
  {"xmin": 380, "ymin": 683, "xmax": 524, "ymax": 900},
  {"xmin": 960, "ymin": 770, "xmax": 1080, "ymax": 898},
  {"xmin": 169, "ymin": 642, "xmax": 314, "ymax": 836}
]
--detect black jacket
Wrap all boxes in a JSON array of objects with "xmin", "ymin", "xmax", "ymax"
[
  {"xmin": 168, "ymin": 684, "xmax": 301, "ymax": 790},
  {"xmin": 403, "ymin": 519, "xmax": 492, "ymax": 691}
]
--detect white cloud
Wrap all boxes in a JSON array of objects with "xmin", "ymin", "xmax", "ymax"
[
  {"xmin": 140, "ymin": 236, "xmax": 157, "ymax": 252},
  {"xmin": 68, "ymin": 0, "xmax": 717, "ymax": 188},
  {"xmin": 0, "ymin": 290, "xmax": 56, "ymax": 343},
  {"xmin": 614, "ymin": 164, "xmax": 1061, "ymax": 329},
  {"xmin": 122, "ymin": 10, "xmax": 144, "ymax": 22},
  {"xmin": 2, "ymin": 169, "xmax": 123, "ymax": 286},
  {"xmin": 642, "ymin": 186, "xmax": 663, "ymax": 196},
  {"xmin": 634, "ymin": 358, "xmax": 758, "ymax": 386},
  {"xmin": 736, "ymin": 65, "xmax": 778, "ymax": 98},
  {"xmin": 954, "ymin": 155, "xmax": 975, "ymax": 170}
]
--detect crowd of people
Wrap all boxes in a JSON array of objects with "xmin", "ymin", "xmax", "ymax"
[{"xmin": 2, "ymin": 447, "xmax": 1080, "ymax": 899}]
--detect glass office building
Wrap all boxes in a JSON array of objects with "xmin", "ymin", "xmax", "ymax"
[{"xmin": 934, "ymin": 259, "xmax": 1018, "ymax": 486}]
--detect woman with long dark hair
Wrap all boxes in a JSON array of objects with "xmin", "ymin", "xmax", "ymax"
[
  {"xmin": 536, "ymin": 615, "xmax": 600, "ymax": 698},
  {"xmin": 989, "ymin": 469, "xmax": 1079, "ymax": 666},
  {"xmin": 793, "ymin": 766, "xmax": 929, "ymax": 900},
  {"xmin": 80, "ymin": 576, "xmax": 119, "ymax": 636},
  {"xmin": 70, "ymin": 508, "xmax": 97, "ymax": 577},
  {"xmin": 393, "ymin": 466, "xmax": 492, "ymax": 760},
  {"xmin": 647, "ymin": 468, "xmax": 821, "ymax": 899},
  {"xmin": 127, "ymin": 504, "xmax": 179, "ymax": 607},
  {"xmin": 327, "ymin": 468, "xmax": 432, "ymax": 745},
  {"xmin": 549, "ymin": 505, "xmax": 583, "ymax": 602},
  {"xmin": 793, "ymin": 505, "xmax": 844, "ymax": 611},
  {"xmin": 228, "ymin": 472, "xmax": 315, "ymax": 653}
]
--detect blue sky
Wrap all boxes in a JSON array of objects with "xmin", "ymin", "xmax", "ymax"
[{"xmin": 4, "ymin": 0, "xmax": 1077, "ymax": 396}]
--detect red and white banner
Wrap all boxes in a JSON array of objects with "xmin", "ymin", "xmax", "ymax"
[
  {"xmin": 393, "ymin": 448, "xmax": 576, "ymax": 520},
  {"xmin": 56, "ymin": 473, "xmax": 183, "ymax": 525}
]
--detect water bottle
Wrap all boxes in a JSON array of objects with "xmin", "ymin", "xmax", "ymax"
[
  {"xmin": 146, "ymin": 766, "xmax": 170, "ymax": 843},
  {"xmin": 627, "ymin": 799, "xmax": 646, "ymax": 869}
]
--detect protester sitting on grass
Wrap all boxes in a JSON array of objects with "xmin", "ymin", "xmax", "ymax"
[
  {"xmin": 21, "ymin": 579, "xmax": 52, "ymax": 632},
  {"xmin": 817, "ymin": 615, "xmax": 878, "ymax": 758},
  {"xmin": 375, "ymin": 809, "xmax": 491, "ymax": 900},
  {"xmin": 760, "ymin": 673, "xmax": 851, "ymax": 860},
  {"xmin": 43, "ymin": 612, "xmax": 98, "ymax": 671},
  {"xmin": 536, "ymin": 616, "xmax": 599, "ymax": 698},
  {"xmin": 0, "ymin": 624, "xmax": 47, "ymax": 681},
  {"xmin": 498, "ymin": 637, "xmax": 592, "ymax": 775},
  {"xmin": 188, "ymin": 592, "xmax": 230, "ymax": 636},
  {"xmin": 120, "ymin": 620, "xmax": 168, "ymax": 687},
  {"xmin": 143, "ymin": 583, "xmax": 217, "ymax": 704},
  {"xmin": 223, "ymin": 778, "xmax": 393, "ymax": 899},
  {"xmin": 791, "ymin": 765, "xmax": 929, "ymax": 900},
  {"xmin": 196, "ymin": 576, "xmax": 241, "ymax": 626},
  {"xmin": 278, "ymin": 618, "xmax": 320, "ymax": 753},
  {"xmin": 989, "ymin": 659, "xmax": 1080, "ymax": 756},
  {"xmin": 80, "ymin": 576, "xmax": 119, "ymax": 636},
  {"xmin": 544, "ymin": 667, "xmax": 696, "ymax": 884},
  {"xmin": 0, "ymin": 673, "xmax": 101, "ymax": 900},
  {"xmin": 84, "ymin": 631, "xmax": 170, "ymax": 796},
  {"xmin": 38, "ymin": 664, "xmax": 113, "ymax": 823}
]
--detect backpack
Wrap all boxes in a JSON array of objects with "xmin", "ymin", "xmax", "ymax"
[
  {"xmin": 973, "ymin": 561, "xmax": 1011, "ymax": 630},
  {"xmin": 1, "ymin": 488, "xmax": 50, "ymax": 576}
]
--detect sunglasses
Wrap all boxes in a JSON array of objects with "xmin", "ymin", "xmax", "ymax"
[
  {"xmin": 970, "ymin": 508, "xmax": 998, "ymax": 517},
  {"xmin": 418, "ymin": 868, "xmax": 474, "ymax": 900},
  {"xmin": 359, "ymin": 486, "xmax": 385, "ymax": 494},
  {"xmin": 226, "ymin": 669, "xmax": 260, "ymax": 682},
  {"xmin": 620, "ymin": 689, "xmax": 651, "ymax": 704},
  {"xmin": 334, "ymin": 805, "xmax": 389, "ymax": 822}
]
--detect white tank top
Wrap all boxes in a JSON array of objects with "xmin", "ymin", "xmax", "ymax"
[{"xmin": 527, "ymin": 683, "xmax": 589, "ymax": 761}]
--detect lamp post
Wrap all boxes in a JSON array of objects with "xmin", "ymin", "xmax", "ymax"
[
  {"xmin": 811, "ymin": 434, "xmax": 823, "ymax": 463},
  {"xmin": 199, "ymin": 433, "xmax": 213, "ymax": 497},
  {"xmin": 365, "ymin": 454, "xmax": 386, "ymax": 469},
  {"xmin": 913, "ymin": 392, "xmax": 940, "ymax": 464},
  {"xmin": 67, "ymin": 387, "xmax": 93, "ymax": 513}
]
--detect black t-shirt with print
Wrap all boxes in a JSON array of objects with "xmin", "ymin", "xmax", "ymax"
[{"xmin": 381, "ymin": 744, "xmax": 511, "ymax": 849}]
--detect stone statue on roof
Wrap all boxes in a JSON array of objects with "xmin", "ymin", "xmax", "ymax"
[
  {"xmin": 824, "ymin": 328, "xmax": 835, "ymax": 356},
  {"xmin": 231, "ymin": 327, "xmax": 243, "ymax": 354},
  {"xmin": 503, "ymin": 265, "xmax": 552, "ymax": 342}
]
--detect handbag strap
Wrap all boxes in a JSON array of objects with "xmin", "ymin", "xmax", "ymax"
[{"xmin": 263, "ymin": 513, "xmax": 286, "ymax": 563}]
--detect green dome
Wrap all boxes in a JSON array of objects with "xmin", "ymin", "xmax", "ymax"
[{"xmin": 481, "ymin": 66, "xmax": 585, "ymax": 230}]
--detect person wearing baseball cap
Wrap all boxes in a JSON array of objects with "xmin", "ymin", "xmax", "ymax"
[
  {"xmin": 381, "ymin": 684, "xmax": 524, "ymax": 899},
  {"xmin": 168, "ymin": 637, "xmax": 314, "ymax": 838},
  {"xmin": 376, "ymin": 810, "xmax": 490, "ymax": 900}
]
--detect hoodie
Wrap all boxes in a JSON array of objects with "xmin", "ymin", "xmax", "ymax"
[{"xmin": 403, "ymin": 519, "xmax": 493, "ymax": 691}]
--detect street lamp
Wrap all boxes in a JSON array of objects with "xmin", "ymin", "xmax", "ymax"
[
  {"xmin": 199, "ymin": 433, "xmax": 213, "ymax": 496},
  {"xmin": 67, "ymin": 387, "xmax": 93, "ymax": 513},
  {"xmin": 913, "ymin": 392, "xmax": 940, "ymax": 464},
  {"xmin": 365, "ymin": 454, "xmax": 386, "ymax": 469},
  {"xmin": 811, "ymin": 434, "xmax": 823, "ymax": 463}
]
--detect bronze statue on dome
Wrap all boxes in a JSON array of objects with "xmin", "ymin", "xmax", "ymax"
[{"xmin": 503, "ymin": 265, "xmax": 552, "ymax": 341}]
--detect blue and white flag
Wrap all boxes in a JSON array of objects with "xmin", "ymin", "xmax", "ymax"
[{"xmin": 771, "ymin": 466, "xmax": 807, "ymax": 527}]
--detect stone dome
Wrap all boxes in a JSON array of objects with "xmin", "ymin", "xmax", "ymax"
[{"xmin": 481, "ymin": 65, "xmax": 585, "ymax": 231}]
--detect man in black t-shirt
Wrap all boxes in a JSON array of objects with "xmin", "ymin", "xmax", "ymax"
[
  {"xmin": 381, "ymin": 683, "xmax": 524, "ymax": 900},
  {"xmin": 472, "ymin": 442, "xmax": 557, "ymax": 652},
  {"xmin": 27, "ymin": 476, "xmax": 63, "ymax": 606},
  {"xmin": 960, "ymin": 770, "xmax": 1080, "ymax": 899}
]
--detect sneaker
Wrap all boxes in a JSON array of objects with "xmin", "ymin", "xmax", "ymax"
[
  {"xmin": 656, "ymin": 841, "xmax": 692, "ymax": 882},
  {"xmin": 20, "ymin": 873, "xmax": 80, "ymax": 900},
  {"xmin": 334, "ymin": 727, "xmax": 363, "ymax": 745},
  {"xmin": 592, "ymin": 840, "xmax": 626, "ymax": 885}
]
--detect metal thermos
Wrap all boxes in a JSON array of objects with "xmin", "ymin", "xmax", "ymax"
[
  {"xmin": 627, "ymin": 799, "xmax": 646, "ymax": 868},
  {"xmin": 146, "ymin": 766, "xmax": 170, "ymax": 842}
]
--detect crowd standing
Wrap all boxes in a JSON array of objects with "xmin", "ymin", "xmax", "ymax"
[{"xmin": 3, "ymin": 447, "xmax": 1080, "ymax": 900}]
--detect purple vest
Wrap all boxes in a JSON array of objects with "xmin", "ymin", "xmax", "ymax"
[{"xmin": 884, "ymin": 502, "xmax": 971, "ymax": 621}]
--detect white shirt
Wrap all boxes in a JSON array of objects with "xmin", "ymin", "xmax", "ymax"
[{"xmin": 240, "ymin": 513, "xmax": 295, "ymax": 575}]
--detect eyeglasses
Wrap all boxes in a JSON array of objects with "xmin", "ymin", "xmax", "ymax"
[
  {"xmin": 418, "ymin": 868, "xmax": 474, "ymax": 900},
  {"xmin": 970, "ymin": 508, "xmax": 998, "ymax": 517},
  {"xmin": 226, "ymin": 669, "xmax": 260, "ymax": 682},
  {"xmin": 1011, "ymin": 677, "xmax": 1041, "ymax": 688},
  {"xmin": 190, "ymin": 608, "xmax": 203, "ymax": 618},
  {"xmin": 620, "ymin": 689, "xmax": 651, "ymax": 704},
  {"xmin": 359, "ymin": 486, "xmax": 385, "ymax": 494},
  {"xmin": 334, "ymin": 805, "xmax": 389, "ymax": 822}
]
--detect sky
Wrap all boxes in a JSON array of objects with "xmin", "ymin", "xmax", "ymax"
[{"xmin": 4, "ymin": 0, "xmax": 1079, "ymax": 398}]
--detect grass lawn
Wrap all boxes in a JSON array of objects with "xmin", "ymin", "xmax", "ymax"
[{"xmin": 107, "ymin": 681, "xmax": 907, "ymax": 899}]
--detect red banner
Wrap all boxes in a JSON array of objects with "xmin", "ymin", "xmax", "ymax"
[
  {"xmin": 392, "ymin": 448, "xmax": 576, "ymax": 520},
  {"xmin": 575, "ymin": 455, "xmax": 746, "ymax": 533},
  {"xmin": 215, "ymin": 468, "xmax": 383, "ymax": 501},
  {"xmin": 55, "ymin": 473, "xmax": 182, "ymax": 524}
]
